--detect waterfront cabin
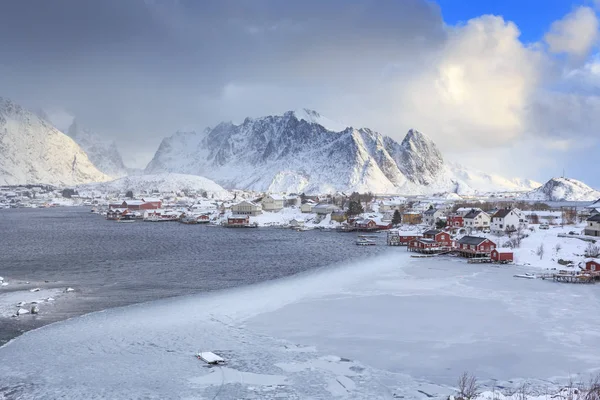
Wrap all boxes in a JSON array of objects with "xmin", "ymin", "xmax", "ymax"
[
  {"xmin": 422, "ymin": 229, "xmax": 452, "ymax": 247},
  {"xmin": 408, "ymin": 238, "xmax": 447, "ymax": 254},
  {"xmin": 387, "ymin": 231, "xmax": 423, "ymax": 246},
  {"xmin": 355, "ymin": 218, "xmax": 377, "ymax": 231},
  {"xmin": 491, "ymin": 248, "xmax": 513, "ymax": 263},
  {"xmin": 196, "ymin": 214, "xmax": 210, "ymax": 223},
  {"xmin": 226, "ymin": 215, "xmax": 250, "ymax": 227},
  {"xmin": 585, "ymin": 259, "xmax": 600, "ymax": 272},
  {"xmin": 456, "ymin": 236, "xmax": 496, "ymax": 258}
]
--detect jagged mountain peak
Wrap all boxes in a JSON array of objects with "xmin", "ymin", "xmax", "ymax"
[
  {"xmin": 401, "ymin": 129, "xmax": 436, "ymax": 150},
  {"xmin": 145, "ymin": 110, "xmax": 539, "ymax": 195},
  {"xmin": 289, "ymin": 108, "xmax": 349, "ymax": 132}
]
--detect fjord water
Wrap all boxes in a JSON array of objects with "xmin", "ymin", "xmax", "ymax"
[{"xmin": 0, "ymin": 208, "xmax": 383, "ymax": 344}]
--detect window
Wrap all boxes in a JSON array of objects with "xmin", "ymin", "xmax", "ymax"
[{"xmin": 499, "ymin": 224, "xmax": 503, "ymax": 229}]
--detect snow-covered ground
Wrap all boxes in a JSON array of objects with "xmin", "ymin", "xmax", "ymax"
[
  {"xmin": 1, "ymin": 251, "xmax": 600, "ymax": 399},
  {"xmin": 242, "ymin": 207, "xmax": 341, "ymax": 228},
  {"xmin": 471, "ymin": 223, "xmax": 593, "ymax": 271}
]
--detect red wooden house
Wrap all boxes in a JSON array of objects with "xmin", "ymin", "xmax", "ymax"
[
  {"xmin": 422, "ymin": 230, "xmax": 452, "ymax": 247},
  {"xmin": 456, "ymin": 236, "xmax": 496, "ymax": 257},
  {"xmin": 491, "ymin": 248, "xmax": 513, "ymax": 263},
  {"xmin": 396, "ymin": 232, "xmax": 423, "ymax": 245},
  {"xmin": 585, "ymin": 259, "xmax": 600, "ymax": 272},
  {"xmin": 355, "ymin": 219, "xmax": 377, "ymax": 230},
  {"xmin": 447, "ymin": 215, "xmax": 464, "ymax": 228},
  {"xmin": 227, "ymin": 215, "xmax": 249, "ymax": 226}
]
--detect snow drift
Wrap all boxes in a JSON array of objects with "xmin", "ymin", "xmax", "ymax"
[{"xmin": 75, "ymin": 173, "xmax": 233, "ymax": 199}]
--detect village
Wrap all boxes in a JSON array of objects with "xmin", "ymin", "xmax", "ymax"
[{"xmin": 3, "ymin": 184, "xmax": 599, "ymax": 284}]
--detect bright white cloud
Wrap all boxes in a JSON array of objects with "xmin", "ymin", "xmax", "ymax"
[
  {"xmin": 399, "ymin": 15, "xmax": 542, "ymax": 149},
  {"xmin": 544, "ymin": 6, "xmax": 599, "ymax": 57}
]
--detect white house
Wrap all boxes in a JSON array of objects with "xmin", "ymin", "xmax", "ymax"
[
  {"xmin": 463, "ymin": 209, "xmax": 490, "ymax": 230},
  {"xmin": 300, "ymin": 201, "xmax": 316, "ymax": 213},
  {"xmin": 423, "ymin": 208, "xmax": 443, "ymax": 226},
  {"xmin": 261, "ymin": 194, "xmax": 284, "ymax": 212},
  {"xmin": 490, "ymin": 208, "xmax": 528, "ymax": 234},
  {"xmin": 231, "ymin": 200, "xmax": 262, "ymax": 216},
  {"xmin": 585, "ymin": 214, "xmax": 600, "ymax": 237},
  {"xmin": 378, "ymin": 200, "xmax": 406, "ymax": 212},
  {"xmin": 312, "ymin": 203, "xmax": 340, "ymax": 215}
]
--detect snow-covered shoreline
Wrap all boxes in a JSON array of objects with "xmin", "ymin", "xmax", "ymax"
[
  {"xmin": 0, "ymin": 277, "xmax": 75, "ymax": 319},
  {"xmin": 1, "ymin": 252, "xmax": 599, "ymax": 399}
]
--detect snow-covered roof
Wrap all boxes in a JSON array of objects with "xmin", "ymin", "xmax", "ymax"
[
  {"xmin": 265, "ymin": 194, "xmax": 285, "ymax": 201},
  {"xmin": 395, "ymin": 231, "xmax": 423, "ymax": 236},
  {"xmin": 123, "ymin": 200, "xmax": 145, "ymax": 206},
  {"xmin": 142, "ymin": 197, "xmax": 161, "ymax": 202},
  {"xmin": 229, "ymin": 214, "xmax": 249, "ymax": 218},
  {"xmin": 494, "ymin": 248, "xmax": 513, "ymax": 253}
]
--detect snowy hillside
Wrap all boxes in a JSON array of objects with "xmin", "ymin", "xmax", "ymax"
[
  {"xmin": 145, "ymin": 110, "xmax": 540, "ymax": 195},
  {"xmin": 519, "ymin": 177, "xmax": 600, "ymax": 201},
  {"xmin": 66, "ymin": 120, "xmax": 127, "ymax": 178},
  {"xmin": 75, "ymin": 173, "xmax": 232, "ymax": 199},
  {"xmin": 0, "ymin": 97, "xmax": 110, "ymax": 186}
]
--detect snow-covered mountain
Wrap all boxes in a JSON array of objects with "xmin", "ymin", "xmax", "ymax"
[
  {"xmin": 66, "ymin": 120, "xmax": 127, "ymax": 178},
  {"xmin": 0, "ymin": 97, "xmax": 110, "ymax": 186},
  {"xmin": 75, "ymin": 173, "xmax": 232, "ymax": 199},
  {"xmin": 145, "ymin": 110, "xmax": 540, "ymax": 195},
  {"xmin": 519, "ymin": 177, "xmax": 600, "ymax": 202}
]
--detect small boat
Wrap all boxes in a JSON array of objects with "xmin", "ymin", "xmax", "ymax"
[
  {"xmin": 513, "ymin": 273, "xmax": 536, "ymax": 279},
  {"xmin": 117, "ymin": 218, "xmax": 136, "ymax": 223},
  {"xmin": 356, "ymin": 238, "xmax": 376, "ymax": 246}
]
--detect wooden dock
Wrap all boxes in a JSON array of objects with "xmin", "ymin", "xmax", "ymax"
[
  {"xmin": 539, "ymin": 272, "xmax": 597, "ymax": 284},
  {"xmin": 467, "ymin": 258, "xmax": 493, "ymax": 264}
]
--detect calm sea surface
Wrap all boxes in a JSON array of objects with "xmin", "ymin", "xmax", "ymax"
[{"xmin": 0, "ymin": 207, "xmax": 386, "ymax": 344}]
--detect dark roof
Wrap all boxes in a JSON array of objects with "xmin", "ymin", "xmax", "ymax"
[
  {"xmin": 588, "ymin": 214, "xmax": 600, "ymax": 222},
  {"xmin": 422, "ymin": 229, "xmax": 442, "ymax": 236},
  {"xmin": 458, "ymin": 236, "xmax": 488, "ymax": 245},
  {"xmin": 463, "ymin": 210, "xmax": 482, "ymax": 219},
  {"xmin": 492, "ymin": 209, "xmax": 512, "ymax": 219},
  {"xmin": 423, "ymin": 208, "xmax": 438, "ymax": 215}
]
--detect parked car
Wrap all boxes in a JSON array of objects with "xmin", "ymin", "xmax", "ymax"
[
  {"xmin": 568, "ymin": 231, "xmax": 579, "ymax": 235},
  {"xmin": 540, "ymin": 224, "xmax": 549, "ymax": 230}
]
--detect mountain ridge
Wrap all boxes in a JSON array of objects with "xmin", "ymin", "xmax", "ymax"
[
  {"xmin": 145, "ymin": 109, "xmax": 542, "ymax": 195},
  {"xmin": 519, "ymin": 177, "xmax": 600, "ymax": 202},
  {"xmin": 0, "ymin": 97, "xmax": 110, "ymax": 186}
]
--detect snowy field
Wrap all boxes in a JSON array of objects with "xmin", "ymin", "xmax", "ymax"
[{"xmin": 1, "ymin": 250, "xmax": 600, "ymax": 399}]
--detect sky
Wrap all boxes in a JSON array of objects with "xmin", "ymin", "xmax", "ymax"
[{"xmin": 1, "ymin": 0, "xmax": 599, "ymax": 187}]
